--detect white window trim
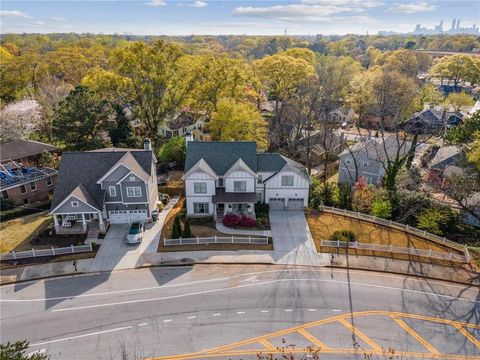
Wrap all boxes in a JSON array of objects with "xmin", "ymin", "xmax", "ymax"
[
  {"xmin": 71, "ymin": 201, "xmax": 79, "ymax": 207},
  {"xmin": 46, "ymin": 177, "xmax": 53, "ymax": 186},
  {"xmin": 194, "ymin": 182, "xmax": 207, "ymax": 194},
  {"xmin": 109, "ymin": 186, "xmax": 117, "ymax": 197},
  {"xmin": 363, "ymin": 161, "xmax": 369, "ymax": 167},
  {"xmin": 233, "ymin": 180, "xmax": 247, "ymax": 192},
  {"xmin": 30, "ymin": 182, "xmax": 37, "ymax": 191},
  {"xmin": 129, "ymin": 176, "xmax": 136, "ymax": 181},
  {"xmin": 281, "ymin": 175, "xmax": 294, "ymax": 186},
  {"xmin": 193, "ymin": 202, "xmax": 209, "ymax": 214},
  {"xmin": 126, "ymin": 186, "xmax": 142, "ymax": 197}
]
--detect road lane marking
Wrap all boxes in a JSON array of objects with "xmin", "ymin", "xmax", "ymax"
[
  {"xmin": 260, "ymin": 310, "xmax": 269, "ymax": 313},
  {"xmin": 187, "ymin": 316, "xmax": 197, "ymax": 319},
  {"xmin": 391, "ymin": 316, "xmax": 440, "ymax": 354},
  {"xmin": 258, "ymin": 339, "xmax": 275, "ymax": 351},
  {"xmin": 3, "ymin": 267, "xmax": 472, "ymax": 302},
  {"xmin": 50, "ymin": 278, "xmax": 480, "ymax": 312},
  {"xmin": 332, "ymin": 309, "xmax": 342, "ymax": 312},
  {"xmin": 138, "ymin": 323, "xmax": 148, "ymax": 327},
  {"xmin": 452, "ymin": 324, "xmax": 480, "ymax": 349},
  {"xmin": 307, "ymin": 308, "xmax": 317, "ymax": 312},
  {"xmin": 236, "ymin": 311, "xmax": 245, "ymax": 314},
  {"xmin": 30, "ymin": 326, "xmax": 133, "ymax": 346},
  {"xmin": 163, "ymin": 319, "xmax": 172, "ymax": 323},
  {"xmin": 212, "ymin": 313, "xmax": 221, "ymax": 317},
  {"xmin": 297, "ymin": 328, "xmax": 330, "ymax": 350},
  {"xmin": 27, "ymin": 348, "xmax": 46, "ymax": 356},
  {"xmin": 285, "ymin": 309, "xmax": 293, "ymax": 312},
  {"xmin": 149, "ymin": 311, "xmax": 480, "ymax": 360},
  {"xmin": 338, "ymin": 318, "xmax": 382, "ymax": 352}
]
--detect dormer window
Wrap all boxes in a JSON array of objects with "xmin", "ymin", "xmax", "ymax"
[{"xmin": 71, "ymin": 201, "xmax": 79, "ymax": 207}]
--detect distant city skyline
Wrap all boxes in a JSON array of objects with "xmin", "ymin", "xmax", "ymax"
[
  {"xmin": 0, "ymin": 0, "xmax": 479, "ymax": 35},
  {"xmin": 412, "ymin": 18, "xmax": 479, "ymax": 35}
]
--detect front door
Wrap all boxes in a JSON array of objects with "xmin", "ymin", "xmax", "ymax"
[
  {"xmin": 234, "ymin": 204, "xmax": 245, "ymax": 213},
  {"xmin": 217, "ymin": 203, "xmax": 225, "ymax": 214}
]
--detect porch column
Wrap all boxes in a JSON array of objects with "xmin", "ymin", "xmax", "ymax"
[
  {"xmin": 98, "ymin": 212, "xmax": 106, "ymax": 233},
  {"xmin": 53, "ymin": 214, "xmax": 59, "ymax": 227},
  {"xmin": 82, "ymin": 213, "xmax": 87, "ymax": 232}
]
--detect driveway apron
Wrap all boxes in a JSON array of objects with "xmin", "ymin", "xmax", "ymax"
[{"xmin": 269, "ymin": 211, "xmax": 330, "ymax": 266}]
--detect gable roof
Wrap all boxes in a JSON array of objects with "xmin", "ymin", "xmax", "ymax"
[
  {"xmin": 51, "ymin": 150, "xmax": 154, "ymax": 212},
  {"xmin": 412, "ymin": 107, "xmax": 444, "ymax": 125},
  {"xmin": 340, "ymin": 137, "xmax": 411, "ymax": 163},
  {"xmin": 257, "ymin": 153, "xmax": 286, "ymax": 172},
  {"xmin": 98, "ymin": 151, "xmax": 151, "ymax": 183},
  {"xmin": 430, "ymin": 145, "xmax": 462, "ymax": 168},
  {"xmin": 0, "ymin": 140, "xmax": 58, "ymax": 162},
  {"xmin": 185, "ymin": 141, "xmax": 257, "ymax": 175}
]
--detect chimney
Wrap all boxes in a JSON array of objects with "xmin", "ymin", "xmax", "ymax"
[
  {"xmin": 143, "ymin": 138, "xmax": 152, "ymax": 151},
  {"xmin": 184, "ymin": 131, "xmax": 193, "ymax": 147}
]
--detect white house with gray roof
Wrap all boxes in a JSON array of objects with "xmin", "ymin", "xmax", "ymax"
[
  {"xmin": 50, "ymin": 139, "xmax": 158, "ymax": 235},
  {"xmin": 183, "ymin": 141, "xmax": 310, "ymax": 219}
]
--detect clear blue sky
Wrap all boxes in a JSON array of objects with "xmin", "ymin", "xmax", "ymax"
[{"xmin": 1, "ymin": 0, "xmax": 479, "ymax": 35}]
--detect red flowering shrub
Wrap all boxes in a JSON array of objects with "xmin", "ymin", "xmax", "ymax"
[
  {"xmin": 239, "ymin": 215, "xmax": 256, "ymax": 227},
  {"xmin": 223, "ymin": 213, "xmax": 240, "ymax": 227}
]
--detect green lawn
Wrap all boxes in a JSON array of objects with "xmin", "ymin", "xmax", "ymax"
[{"xmin": 0, "ymin": 211, "xmax": 52, "ymax": 253}]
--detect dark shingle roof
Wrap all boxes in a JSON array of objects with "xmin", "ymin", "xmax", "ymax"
[
  {"xmin": 51, "ymin": 150, "xmax": 154, "ymax": 211},
  {"xmin": 0, "ymin": 140, "xmax": 58, "ymax": 162},
  {"xmin": 185, "ymin": 142, "xmax": 257, "ymax": 175},
  {"xmin": 257, "ymin": 153, "xmax": 286, "ymax": 172},
  {"xmin": 341, "ymin": 137, "xmax": 411, "ymax": 163}
]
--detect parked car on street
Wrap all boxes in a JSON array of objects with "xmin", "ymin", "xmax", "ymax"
[{"xmin": 126, "ymin": 222, "xmax": 144, "ymax": 244}]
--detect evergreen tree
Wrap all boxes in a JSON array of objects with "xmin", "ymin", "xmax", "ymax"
[
  {"xmin": 109, "ymin": 104, "xmax": 136, "ymax": 148},
  {"xmin": 52, "ymin": 85, "xmax": 111, "ymax": 151},
  {"xmin": 171, "ymin": 215, "xmax": 182, "ymax": 239},
  {"xmin": 182, "ymin": 220, "xmax": 192, "ymax": 238}
]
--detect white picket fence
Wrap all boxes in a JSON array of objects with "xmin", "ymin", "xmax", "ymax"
[
  {"xmin": 0, "ymin": 244, "xmax": 93, "ymax": 261},
  {"xmin": 318, "ymin": 206, "xmax": 466, "ymax": 251},
  {"xmin": 164, "ymin": 236, "xmax": 269, "ymax": 246},
  {"xmin": 320, "ymin": 240, "xmax": 468, "ymax": 263}
]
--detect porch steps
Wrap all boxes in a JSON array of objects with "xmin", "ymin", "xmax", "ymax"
[{"xmin": 85, "ymin": 222, "xmax": 100, "ymax": 244}]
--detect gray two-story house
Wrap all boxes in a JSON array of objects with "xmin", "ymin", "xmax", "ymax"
[
  {"xmin": 338, "ymin": 137, "xmax": 411, "ymax": 186},
  {"xmin": 50, "ymin": 139, "xmax": 158, "ymax": 235}
]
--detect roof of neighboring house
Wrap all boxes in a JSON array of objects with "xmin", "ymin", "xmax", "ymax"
[
  {"xmin": 430, "ymin": 146, "xmax": 462, "ymax": 169},
  {"xmin": 165, "ymin": 113, "xmax": 207, "ymax": 130},
  {"xmin": 411, "ymin": 107, "xmax": 444, "ymax": 125},
  {"xmin": 469, "ymin": 100, "xmax": 480, "ymax": 115},
  {"xmin": 185, "ymin": 141, "xmax": 258, "ymax": 175},
  {"xmin": 51, "ymin": 150, "xmax": 154, "ymax": 212},
  {"xmin": 340, "ymin": 136, "xmax": 411, "ymax": 163},
  {"xmin": 0, "ymin": 140, "xmax": 58, "ymax": 162}
]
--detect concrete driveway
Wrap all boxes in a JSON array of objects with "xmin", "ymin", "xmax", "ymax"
[
  {"xmin": 89, "ymin": 197, "xmax": 178, "ymax": 272},
  {"xmin": 269, "ymin": 210, "xmax": 330, "ymax": 266}
]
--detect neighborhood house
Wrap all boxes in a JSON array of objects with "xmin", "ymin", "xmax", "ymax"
[
  {"xmin": 183, "ymin": 141, "xmax": 310, "ymax": 220},
  {"xmin": 338, "ymin": 137, "xmax": 411, "ymax": 185},
  {"xmin": 50, "ymin": 139, "xmax": 158, "ymax": 235}
]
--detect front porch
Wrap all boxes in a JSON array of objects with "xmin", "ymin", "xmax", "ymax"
[
  {"xmin": 53, "ymin": 212, "xmax": 107, "ymax": 235},
  {"xmin": 212, "ymin": 187, "xmax": 257, "ymax": 222}
]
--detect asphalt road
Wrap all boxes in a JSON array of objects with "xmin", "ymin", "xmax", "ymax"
[{"xmin": 1, "ymin": 264, "xmax": 479, "ymax": 360}]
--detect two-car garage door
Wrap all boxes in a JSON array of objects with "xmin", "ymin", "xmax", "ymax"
[
  {"xmin": 108, "ymin": 210, "xmax": 148, "ymax": 224},
  {"xmin": 268, "ymin": 198, "xmax": 304, "ymax": 211}
]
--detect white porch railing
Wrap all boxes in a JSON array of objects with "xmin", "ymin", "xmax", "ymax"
[
  {"xmin": 0, "ymin": 244, "xmax": 93, "ymax": 261},
  {"xmin": 164, "ymin": 236, "xmax": 269, "ymax": 246},
  {"xmin": 320, "ymin": 240, "xmax": 468, "ymax": 263},
  {"xmin": 318, "ymin": 206, "xmax": 466, "ymax": 251}
]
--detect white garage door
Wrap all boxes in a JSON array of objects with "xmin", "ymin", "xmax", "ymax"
[
  {"xmin": 108, "ymin": 210, "xmax": 129, "ymax": 224},
  {"xmin": 287, "ymin": 198, "xmax": 304, "ymax": 211},
  {"xmin": 129, "ymin": 209, "xmax": 148, "ymax": 222},
  {"xmin": 108, "ymin": 210, "xmax": 148, "ymax": 223},
  {"xmin": 269, "ymin": 198, "xmax": 285, "ymax": 211}
]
